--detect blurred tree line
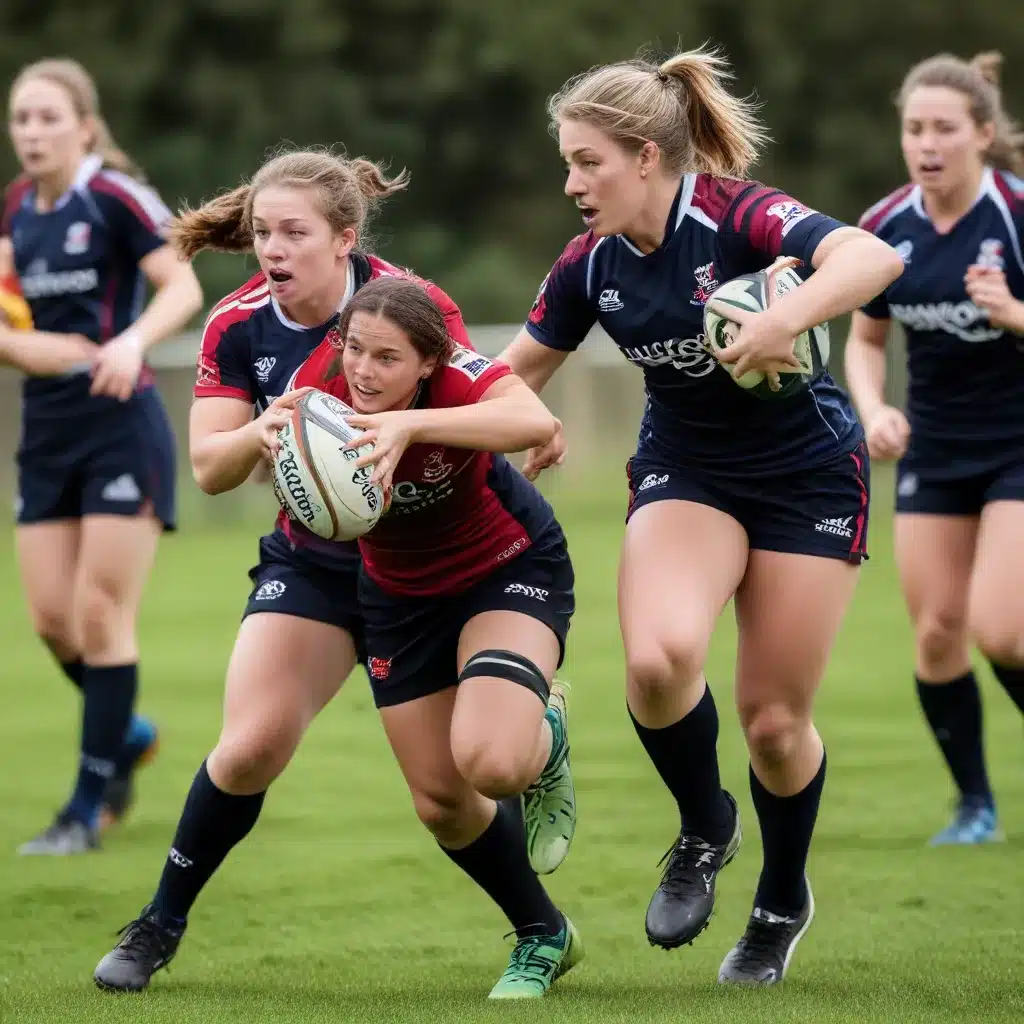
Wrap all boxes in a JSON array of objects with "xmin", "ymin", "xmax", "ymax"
[{"xmin": 0, "ymin": 0, "xmax": 1020, "ymax": 321}]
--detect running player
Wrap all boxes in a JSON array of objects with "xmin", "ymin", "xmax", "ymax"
[
  {"xmin": 295, "ymin": 275, "xmax": 580, "ymax": 999},
  {"xmin": 845, "ymin": 51, "xmax": 1024, "ymax": 845},
  {"xmin": 500, "ymin": 46, "xmax": 903, "ymax": 985},
  {"xmin": 93, "ymin": 152, "xmax": 573, "ymax": 998},
  {"xmin": 4, "ymin": 59, "xmax": 203, "ymax": 854}
]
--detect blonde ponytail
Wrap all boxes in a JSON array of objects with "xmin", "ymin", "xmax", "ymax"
[{"xmin": 167, "ymin": 185, "xmax": 253, "ymax": 259}]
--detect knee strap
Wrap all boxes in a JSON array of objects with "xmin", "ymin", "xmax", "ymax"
[{"xmin": 459, "ymin": 649, "xmax": 550, "ymax": 705}]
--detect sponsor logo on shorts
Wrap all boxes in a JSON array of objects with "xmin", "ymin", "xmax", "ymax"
[
  {"xmin": 368, "ymin": 656, "xmax": 392, "ymax": 681},
  {"xmin": 815, "ymin": 515, "xmax": 853, "ymax": 538},
  {"xmin": 637, "ymin": 472, "xmax": 669, "ymax": 493},
  {"xmin": 504, "ymin": 583, "xmax": 549, "ymax": 602},
  {"xmin": 254, "ymin": 579, "xmax": 287, "ymax": 601},
  {"xmin": 897, "ymin": 472, "xmax": 918, "ymax": 498},
  {"xmin": 101, "ymin": 473, "xmax": 141, "ymax": 503}
]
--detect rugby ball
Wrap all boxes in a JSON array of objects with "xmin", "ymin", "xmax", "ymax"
[
  {"xmin": 271, "ymin": 390, "xmax": 384, "ymax": 541},
  {"xmin": 702, "ymin": 260, "xmax": 830, "ymax": 400}
]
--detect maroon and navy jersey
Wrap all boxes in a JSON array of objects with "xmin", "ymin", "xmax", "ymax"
[
  {"xmin": 2, "ymin": 154, "xmax": 170, "ymax": 411},
  {"xmin": 526, "ymin": 174, "xmax": 862, "ymax": 476},
  {"xmin": 298, "ymin": 347, "xmax": 557, "ymax": 597},
  {"xmin": 196, "ymin": 253, "xmax": 471, "ymax": 570},
  {"xmin": 859, "ymin": 167, "xmax": 1024, "ymax": 445}
]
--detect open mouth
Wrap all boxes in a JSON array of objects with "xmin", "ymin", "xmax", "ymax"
[
  {"xmin": 352, "ymin": 382, "xmax": 381, "ymax": 399},
  {"xmin": 918, "ymin": 160, "xmax": 944, "ymax": 175},
  {"xmin": 267, "ymin": 269, "xmax": 293, "ymax": 284},
  {"xmin": 578, "ymin": 206, "xmax": 597, "ymax": 226}
]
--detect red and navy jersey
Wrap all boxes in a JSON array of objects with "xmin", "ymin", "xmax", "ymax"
[
  {"xmin": 297, "ymin": 346, "xmax": 557, "ymax": 597},
  {"xmin": 859, "ymin": 167, "xmax": 1024, "ymax": 444},
  {"xmin": 2, "ymin": 154, "xmax": 170, "ymax": 410},
  {"xmin": 526, "ymin": 174, "xmax": 862, "ymax": 476},
  {"xmin": 197, "ymin": 252, "xmax": 471, "ymax": 570}
]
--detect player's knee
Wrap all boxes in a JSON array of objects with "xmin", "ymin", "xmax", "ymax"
[
  {"xmin": 453, "ymin": 739, "xmax": 533, "ymax": 798},
  {"xmin": 971, "ymin": 621, "xmax": 1023, "ymax": 668},
  {"xmin": 409, "ymin": 787, "xmax": 465, "ymax": 836},
  {"xmin": 915, "ymin": 609, "xmax": 968, "ymax": 674},
  {"xmin": 76, "ymin": 580, "xmax": 125, "ymax": 660},
  {"xmin": 626, "ymin": 636, "xmax": 706, "ymax": 709},
  {"xmin": 740, "ymin": 702, "xmax": 804, "ymax": 765},
  {"xmin": 210, "ymin": 727, "xmax": 296, "ymax": 792},
  {"xmin": 29, "ymin": 605, "xmax": 77, "ymax": 657}
]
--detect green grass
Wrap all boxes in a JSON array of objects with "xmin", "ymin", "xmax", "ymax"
[{"xmin": 0, "ymin": 466, "xmax": 1021, "ymax": 1023}]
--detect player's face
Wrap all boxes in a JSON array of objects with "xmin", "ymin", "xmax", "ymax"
[
  {"xmin": 8, "ymin": 78, "xmax": 92, "ymax": 182},
  {"xmin": 252, "ymin": 186, "xmax": 355, "ymax": 316},
  {"xmin": 901, "ymin": 86, "xmax": 994, "ymax": 197},
  {"xmin": 559, "ymin": 119, "xmax": 646, "ymax": 236},
  {"xmin": 341, "ymin": 311, "xmax": 436, "ymax": 414}
]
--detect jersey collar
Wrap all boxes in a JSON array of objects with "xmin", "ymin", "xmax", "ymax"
[
  {"xmin": 270, "ymin": 258, "xmax": 354, "ymax": 332},
  {"xmin": 617, "ymin": 173, "xmax": 696, "ymax": 257}
]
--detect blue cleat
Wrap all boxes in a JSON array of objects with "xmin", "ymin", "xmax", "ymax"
[
  {"xmin": 929, "ymin": 797, "xmax": 1004, "ymax": 846},
  {"xmin": 100, "ymin": 716, "xmax": 160, "ymax": 831}
]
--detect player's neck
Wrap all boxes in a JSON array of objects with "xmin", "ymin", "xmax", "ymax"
[
  {"xmin": 278, "ymin": 260, "xmax": 351, "ymax": 328},
  {"xmin": 622, "ymin": 175, "xmax": 683, "ymax": 254},
  {"xmin": 921, "ymin": 165, "xmax": 985, "ymax": 232},
  {"xmin": 33, "ymin": 165, "xmax": 78, "ymax": 211}
]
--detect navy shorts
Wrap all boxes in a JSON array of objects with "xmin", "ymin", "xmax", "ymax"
[
  {"xmin": 358, "ymin": 528, "xmax": 575, "ymax": 709},
  {"xmin": 16, "ymin": 387, "xmax": 176, "ymax": 529},
  {"xmin": 895, "ymin": 446, "xmax": 1024, "ymax": 515},
  {"xmin": 243, "ymin": 533, "xmax": 366, "ymax": 664},
  {"xmin": 626, "ymin": 443, "xmax": 870, "ymax": 564}
]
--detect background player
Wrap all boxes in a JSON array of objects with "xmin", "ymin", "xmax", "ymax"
[
  {"xmin": 499, "ymin": 46, "xmax": 903, "ymax": 985},
  {"xmin": 299, "ymin": 276, "xmax": 579, "ymax": 999},
  {"xmin": 845, "ymin": 51, "xmax": 1024, "ymax": 845},
  {"xmin": 4, "ymin": 58, "xmax": 203, "ymax": 854},
  {"xmin": 93, "ymin": 149, "xmax": 478, "ymax": 992}
]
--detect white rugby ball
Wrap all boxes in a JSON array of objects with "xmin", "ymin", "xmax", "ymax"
[
  {"xmin": 702, "ymin": 260, "xmax": 830, "ymax": 400},
  {"xmin": 271, "ymin": 390, "xmax": 384, "ymax": 541}
]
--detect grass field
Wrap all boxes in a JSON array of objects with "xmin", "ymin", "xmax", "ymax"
[{"xmin": 0, "ymin": 466, "xmax": 1021, "ymax": 1024}]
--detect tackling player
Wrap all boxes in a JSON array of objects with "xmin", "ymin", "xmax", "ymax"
[{"xmin": 845, "ymin": 51, "xmax": 1024, "ymax": 845}]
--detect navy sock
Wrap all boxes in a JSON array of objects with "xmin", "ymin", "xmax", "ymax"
[
  {"xmin": 59, "ymin": 659, "xmax": 85, "ymax": 692},
  {"xmin": 751, "ymin": 752, "xmax": 826, "ymax": 918},
  {"xmin": 440, "ymin": 798, "xmax": 563, "ymax": 938},
  {"xmin": 64, "ymin": 664, "xmax": 137, "ymax": 827},
  {"xmin": 989, "ymin": 661, "xmax": 1024, "ymax": 716},
  {"xmin": 916, "ymin": 672, "xmax": 993, "ymax": 803},
  {"xmin": 153, "ymin": 760, "xmax": 265, "ymax": 926},
  {"xmin": 629, "ymin": 683, "xmax": 733, "ymax": 844}
]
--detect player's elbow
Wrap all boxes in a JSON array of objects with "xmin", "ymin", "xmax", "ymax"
[
  {"xmin": 177, "ymin": 265, "xmax": 205, "ymax": 319},
  {"xmin": 190, "ymin": 453, "xmax": 228, "ymax": 495},
  {"xmin": 868, "ymin": 236, "xmax": 906, "ymax": 287}
]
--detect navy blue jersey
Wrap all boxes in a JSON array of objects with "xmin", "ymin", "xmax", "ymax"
[
  {"xmin": 526, "ymin": 174, "xmax": 862, "ymax": 476},
  {"xmin": 2, "ymin": 154, "xmax": 171, "ymax": 412},
  {"xmin": 859, "ymin": 167, "xmax": 1024, "ymax": 445}
]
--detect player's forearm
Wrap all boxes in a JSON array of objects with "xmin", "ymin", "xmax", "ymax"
[
  {"xmin": 0, "ymin": 328, "xmax": 95, "ymax": 376},
  {"xmin": 190, "ymin": 425, "xmax": 263, "ymax": 495},
  {"xmin": 130, "ymin": 266, "xmax": 204, "ymax": 353},
  {"xmin": 844, "ymin": 336, "xmax": 889, "ymax": 424},
  {"xmin": 407, "ymin": 393, "xmax": 558, "ymax": 453},
  {"xmin": 496, "ymin": 332, "xmax": 569, "ymax": 395}
]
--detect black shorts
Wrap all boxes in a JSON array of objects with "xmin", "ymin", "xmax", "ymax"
[
  {"xmin": 242, "ymin": 534, "xmax": 366, "ymax": 665},
  {"xmin": 895, "ymin": 447, "xmax": 1024, "ymax": 515},
  {"xmin": 16, "ymin": 387, "xmax": 176, "ymax": 529},
  {"xmin": 358, "ymin": 529, "xmax": 575, "ymax": 709},
  {"xmin": 626, "ymin": 443, "xmax": 870, "ymax": 564}
]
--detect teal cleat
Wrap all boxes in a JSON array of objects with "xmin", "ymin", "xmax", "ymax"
[
  {"xmin": 488, "ymin": 916, "xmax": 584, "ymax": 999},
  {"xmin": 929, "ymin": 798, "xmax": 1004, "ymax": 846}
]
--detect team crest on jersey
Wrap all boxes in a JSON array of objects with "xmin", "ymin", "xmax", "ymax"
[
  {"xmin": 894, "ymin": 240, "xmax": 914, "ymax": 264},
  {"xmin": 63, "ymin": 221, "xmax": 91, "ymax": 255},
  {"xmin": 975, "ymin": 238, "xmax": 1005, "ymax": 271},
  {"xmin": 449, "ymin": 347, "xmax": 491, "ymax": 380},
  {"xmin": 767, "ymin": 201, "xmax": 814, "ymax": 237},
  {"xmin": 422, "ymin": 448, "xmax": 453, "ymax": 484},
  {"xmin": 691, "ymin": 261, "xmax": 719, "ymax": 305},
  {"xmin": 254, "ymin": 356, "xmax": 277, "ymax": 383}
]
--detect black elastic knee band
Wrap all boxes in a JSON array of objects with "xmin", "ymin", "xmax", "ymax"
[{"xmin": 459, "ymin": 649, "xmax": 550, "ymax": 704}]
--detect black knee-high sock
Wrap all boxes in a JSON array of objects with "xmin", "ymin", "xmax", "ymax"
[
  {"xmin": 629, "ymin": 683, "xmax": 733, "ymax": 844},
  {"xmin": 440, "ymin": 798, "xmax": 563, "ymax": 938},
  {"xmin": 989, "ymin": 662, "xmax": 1024, "ymax": 715},
  {"xmin": 59, "ymin": 659, "xmax": 84, "ymax": 692},
  {"xmin": 916, "ymin": 672, "xmax": 993, "ymax": 803},
  {"xmin": 64, "ymin": 664, "xmax": 137, "ymax": 826},
  {"xmin": 152, "ymin": 760, "xmax": 265, "ymax": 927},
  {"xmin": 750, "ymin": 752, "xmax": 826, "ymax": 918}
]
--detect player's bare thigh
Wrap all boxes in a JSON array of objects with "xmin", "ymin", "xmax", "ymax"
[
  {"xmin": 894, "ymin": 513, "xmax": 978, "ymax": 680},
  {"xmin": 15, "ymin": 520, "xmax": 82, "ymax": 660},
  {"xmin": 207, "ymin": 613, "xmax": 358, "ymax": 795},
  {"xmin": 619, "ymin": 499, "xmax": 748, "ymax": 726},
  {"xmin": 969, "ymin": 500, "xmax": 1024, "ymax": 665}
]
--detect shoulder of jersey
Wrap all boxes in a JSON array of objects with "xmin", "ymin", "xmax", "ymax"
[
  {"xmin": 3, "ymin": 174, "xmax": 33, "ymax": 222},
  {"xmin": 991, "ymin": 168, "xmax": 1024, "ymax": 210},
  {"xmin": 85, "ymin": 167, "xmax": 169, "ymax": 225},
  {"xmin": 858, "ymin": 183, "xmax": 916, "ymax": 235},
  {"xmin": 445, "ymin": 345, "xmax": 498, "ymax": 383},
  {"xmin": 687, "ymin": 173, "xmax": 758, "ymax": 229},
  {"xmin": 364, "ymin": 252, "xmax": 463, "ymax": 318},
  {"xmin": 203, "ymin": 273, "xmax": 271, "ymax": 337}
]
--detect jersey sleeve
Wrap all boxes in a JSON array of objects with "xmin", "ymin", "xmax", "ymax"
[
  {"xmin": 90, "ymin": 171, "xmax": 172, "ymax": 264},
  {"xmin": 722, "ymin": 184, "xmax": 846, "ymax": 269},
  {"xmin": 423, "ymin": 280, "xmax": 472, "ymax": 347},
  {"xmin": 194, "ymin": 314, "xmax": 253, "ymax": 401},
  {"xmin": 439, "ymin": 346, "xmax": 514, "ymax": 405},
  {"xmin": 524, "ymin": 234, "xmax": 598, "ymax": 352},
  {"xmin": 293, "ymin": 334, "xmax": 344, "ymax": 392}
]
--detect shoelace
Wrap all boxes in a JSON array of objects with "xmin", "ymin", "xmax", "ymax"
[
  {"xmin": 500, "ymin": 931, "xmax": 561, "ymax": 981},
  {"xmin": 115, "ymin": 917, "xmax": 176, "ymax": 961},
  {"xmin": 656, "ymin": 834, "xmax": 718, "ymax": 896},
  {"xmin": 736, "ymin": 916, "xmax": 786, "ymax": 967}
]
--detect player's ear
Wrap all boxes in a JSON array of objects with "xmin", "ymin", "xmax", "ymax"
[
  {"xmin": 638, "ymin": 141, "xmax": 659, "ymax": 179},
  {"xmin": 334, "ymin": 226, "xmax": 357, "ymax": 258},
  {"xmin": 976, "ymin": 119, "xmax": 996, "ymax": 155},
  {"xmin": 420, "ymin": 355, "xmax": 439, "ymax": 380}
]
